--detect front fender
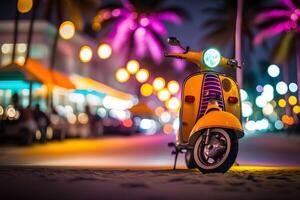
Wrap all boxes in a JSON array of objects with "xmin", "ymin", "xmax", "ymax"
[{"xmin": 189, "ymin": 111, "xmax": 244, "ymax": 144}]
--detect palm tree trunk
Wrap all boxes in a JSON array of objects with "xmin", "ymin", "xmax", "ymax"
[
  {"xmin": 48, "ymin": 0, "xmax": 62, "ymax": 112},
  {"xmin": 26, "ymin": 0, "xmax": 38, "ymax": 107},
  {"xmin": 296, "ymin": 37, "xmax": 300, "ymax": 103},
  {"xmin": 12, "ymin": 0, "xmax": 20, "ymax": 63},
  {"xmin": 235, "ymin": 0, "xmax": 243, "ymax": 87}
]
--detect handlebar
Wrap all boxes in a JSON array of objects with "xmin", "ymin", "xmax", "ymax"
[{"xmin": 165, "ymin": 50, "xmax": 241, "ymax": 69}]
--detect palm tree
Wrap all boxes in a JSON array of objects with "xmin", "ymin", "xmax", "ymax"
[
  {"xmin": 254, "ymin": 0, "xmax": 300, "ymax": 102},
  {"xmin": 92, "ymin": 0, "xmax": 188, "ymax": 64},
  {"xmin": 200, "ymin": 0, "xmax": 264, "ymax": 87}
]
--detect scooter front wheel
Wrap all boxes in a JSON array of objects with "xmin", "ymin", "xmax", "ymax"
[
  {"xmin": 193, "ymin": 128, "xmax": 238, "ymax": 173},
  {"xmin": 185, "ymin": 150, "xmax": 196, "ymax": 169}
]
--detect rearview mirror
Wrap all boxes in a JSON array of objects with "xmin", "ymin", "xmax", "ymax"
[{"xmin": 167, "ymin": 37, "xmax": 181, "ymax": 47}]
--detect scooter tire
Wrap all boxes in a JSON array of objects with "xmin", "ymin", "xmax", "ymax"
[
  {"xmin": 185, "ymin": 150, "xmax": 196, "ymax": 169},
  {"xmin": 193, "ymin": 129, "xmax": 238, "ymax": 173}
]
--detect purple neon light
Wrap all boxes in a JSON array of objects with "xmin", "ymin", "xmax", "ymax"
[
  {"xmin": 97, "ymin": 0, "xmax": 182, "ymax": 64},
  {"xmin": 254, "ymin": 0, "xmax": 299, "ymax": 44}
]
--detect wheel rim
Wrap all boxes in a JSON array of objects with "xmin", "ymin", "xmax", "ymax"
[{"xmin": 193, "ymin": 128, "xmax": 231, "ymax": 170}]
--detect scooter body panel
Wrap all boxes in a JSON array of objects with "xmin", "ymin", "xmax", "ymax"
[{"xmin": 179, "ymin": 72, "xmax": 243, "ymax": 145}]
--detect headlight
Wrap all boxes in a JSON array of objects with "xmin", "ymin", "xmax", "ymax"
[{"xmin": 202, "ymin": 48, "xmax": 221, "ymax": 68}]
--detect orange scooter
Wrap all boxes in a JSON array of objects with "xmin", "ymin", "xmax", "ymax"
[{"xmin": 166, "ymin": 37, "xmax": 244, "ymax": 173}]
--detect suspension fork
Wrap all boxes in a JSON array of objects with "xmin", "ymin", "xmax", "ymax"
[{"xmin": 203, "ymin": 129, "xmax": 211, "ymax": 145}]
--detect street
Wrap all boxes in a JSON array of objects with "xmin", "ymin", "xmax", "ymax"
[{"xmin": 0, "ymin": 133, "xmax": 300, "ymax": 199}]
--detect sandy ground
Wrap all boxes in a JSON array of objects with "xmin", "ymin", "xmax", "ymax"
[
  {"xmin": 0, "ymin": 133, "xmax": 300, "ymax": 199},
  {"xmin": 0, "ymin": 166, "xmax": 300, "ymax": 200}
]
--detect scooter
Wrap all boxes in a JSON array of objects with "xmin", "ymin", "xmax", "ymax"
[{"xmin": 166, "ymin": 37, "xmax": 244, "ymax": 173}]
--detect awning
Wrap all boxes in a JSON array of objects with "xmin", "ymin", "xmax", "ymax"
[
  {"xmin": 70, "ymin": 74, "xmax": 134, "ymax": 101},
  {"xmin": 128, "ymin": 102, "xmax": 154, "ymax": 116},
  {"xmin": 0, "ymin": 58, "xmax": 75, "ymax": 89}
]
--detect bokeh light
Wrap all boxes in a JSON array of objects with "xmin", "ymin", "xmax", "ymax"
[
  {"xmin": 59, "ymin": 21, "xmax": 75, "ymax": 40},
  {"xmin": 167, "ymin": 80, "xmax": 180, "ymax": 94},
  {"xmin": 282, "ymin": 115, "xmax": 294, "ymax": 126},
  {"xmin": 288, "ymin": 96, "xmax": 297, "ymax": 105},
  {"xmin": 274, "ymin": 120, "xmax": 284, "ymax": 130},
  {"xmin": 256, "ymin": 85, "xmax": 263, "ymax": 93},
  {"xmin": 160, "ymin": 111, "xmax": 171, "ymax": 123},
  {"xmin": 17, "ymin": 0, "xmax": 32, "ymax": 13},
  {"xmin": 140, "ymin": 83, "xmax": 153, "ymax": 97},
  {"xmin": 136, "ymin": 69, "xmax": 149, "ymax": 83},
  {"xmin": 241, "ymin": 101, "xmax": 253, "ymax": 117},
  {"xmin": 276, "ymin": 81, "xmax": 288, "ymax": 95},
  {"xmin": 278, "ymin": 99, "xmax": 286, "ymax": 108},
  {"xmin": 79, "ymin": 45, "xmax": 93, "ymax": 62},
  {"xmin": 115, "ymin": 68, "xmax": 130, "ymax": 82},
  {"xmin": 97, "ymin": 43, "xmax": 112, "ymax": 59},
  {"xmin": 126, "ymin": 60, "xmax": 140, "ymax": 74},
  {"xmin": 289, "ymin": 83, "xmax": 298, "ymax": 93},
  {"xmin": 166, "ymin": 97, "xmax": 180, "ymax": 111},
  {"xmin": 155, "ymin": 106, "xmax": 165, "ymax": 116},
  {"xmin": 255, "ymin": 95, "xmax": 267, "ymax": 108},
  {"xmin": 245, "ymin": 120, "xmax": 256, "ymax": 131},
  {"xmin": 157, "ymin": 88, "xmax": 171, "ymax": 101},
  {"xmin": 262, "ymin": 103, "xmax": 274, "ymax": 115},
  {"xmin": 267, "ymin": 64, "xmax": 280, "ymax": 77},
  {"xmin": 163, "ymin": 123, "xmax": 173, "ymax": 134},
  {"xmin": 240, "ymin": 89, "xmax": 248, "ymax": 101},
  {"xmin": 293, "ymin": 105, "xmax": 300, "ymax": 114},
  {"xmin": 153, "ymin": 77, "xmax": 165, "ymax": 91}
]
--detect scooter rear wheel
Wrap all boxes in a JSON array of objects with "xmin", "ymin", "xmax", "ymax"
[{"xmin": 193, "ymin": 128, "xmax": 238, "ymax": 173}]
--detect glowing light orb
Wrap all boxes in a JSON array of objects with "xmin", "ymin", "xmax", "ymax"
[
  {"xmin": 153, "ymin": 77, "xmax": 165, "ymax": 91},
  {"xmin": 289, "ymin": 83, "xmax": 298, "ymax": 93},
  {"xmin": 6, "ymin": 107, "xmax": 16, "ymax": 118},
  {"xmin": 278, "ymin": 99, "xmax": 286, "ymax": 108},
  {"xmin": 167, "ymin": 80, "xmax": 180, "ymax": 94},
  {"xmin": 241, "ymin": 101, "xmax": 253, "ymax": 117},
  {"xmin": 140, "ymin": 83, "xmax": 153, "ymax": 97},
  {"xmin": 276, "ymin": 81, "xmax": 288, "ymax": 95},
  {"xmin": 17, "ymin": 0, "xmax": 33, "ymax": 13},
  {"xmin": 255, "ymin": 95, "xmax": 267, "ymax": 108},
  {"xmin": 293, "ymin": 105, "xmax": 300, "ymax": 114},
  {"xmin": 240, "ymin": 89, "xmax": 248, "ymax": 101},
  {"xmin": 135, "ymin": 69, "xmax": 149, "ymax": 83},
  {"xmin": 67, "ymin": 114, "xmax": 77, "ymax": 124},
  {"xmin": 267, "ymin": 64, "xmax": 280, "ymax": 77},
  {"xmin": 79, "ymin": 45, "xmax": 93, "ymax": 62},
  {"xmin": 126, "ymin": 60, "xmax": 140, "ymax": 74},
  {"xmin": 59, "ymin": 21, "xmax": 75, "ymax": 40},
  {"xmin": 262, "ymin": 103, "xmax": 274, "ymax": 115},
  {"xmin": 274, "ymin": 120, "xmax": 284, "ymax": 130},
  {"xmin": 97, "ymin": 43, "xmax": 112, "ymax": 59},
  {"xmin": 256, "ymin": 85, "xmax": 263, "ymax": 92},
  {"xmin": 163, "ymin": 123, "xmax": 173, "ymax": 134},
  {"xmin": 160, "ymin": 111, "xmax": 171, "ymax": 123},
  {"xmin": 202, "ymin": 48, "xmax": 221, "ymax": 68},
  {"xmin": 155, "ymin": 106, "xmax": 165, "ymax": 116},
  {"xmin": 157, "ymin": 88, "xmax": 171, "ymax": 101},
  {"xmin": 166, "ymin": 97, "xmax": 180, "ymax": 111},
  {"xmin": 288, "ymin": 96, "xmax": 297, "ymax": 105},
  {"xmin": 115, "ymin": 68, "xmax": 130, "ymax": 83},
  {"xmin": 78, "ymin": 113, "xmax": 89, "ymax": 124},
  {"xmin": 245, "ymin": 120, "xmax": 256, "ymax": 131}
]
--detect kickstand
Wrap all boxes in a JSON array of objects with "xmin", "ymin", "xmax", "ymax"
[{"xmin": 168, "ymin": 142, "xmax": 184, "ymax": 170}]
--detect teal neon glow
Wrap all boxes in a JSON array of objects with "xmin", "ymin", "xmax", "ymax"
[
  {"xmin": 202, "ymin": 48, "xmax": 221, "ymax": 68},
  {"xmin": 0, "ymin": 81, "xmax": 42, "ymax": 90}
]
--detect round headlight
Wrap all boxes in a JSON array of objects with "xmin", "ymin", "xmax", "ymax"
[{"xmin": 202, "ymin": 48, "xmax": 221, "ymax": 68}]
